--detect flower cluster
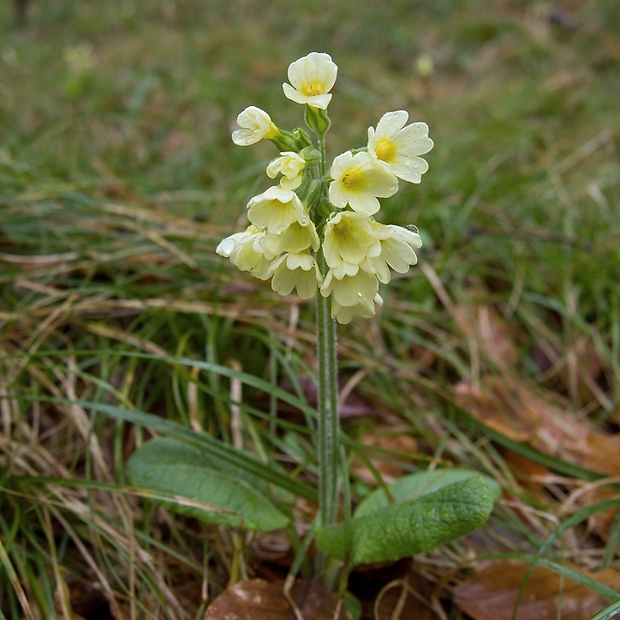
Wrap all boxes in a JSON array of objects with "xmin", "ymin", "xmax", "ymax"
[{"xmin": 218, "ymin": 52, "xmax": 433, "ymax": 324}]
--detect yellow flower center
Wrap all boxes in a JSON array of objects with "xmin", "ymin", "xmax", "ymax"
[
  {"xmin": 301, "ymin": 80, "xmax": 325, "ymax": 96},
  {"xmin": 264, "ymin": 122, "xmax": 280, "ymax": 139},
  {"xmin": 341, "ymin": 168, "xmax": 367, "ymax": 192},
  {"xmin": 374, "ymin": 138, "xmax": 397, "ymax": 163}
]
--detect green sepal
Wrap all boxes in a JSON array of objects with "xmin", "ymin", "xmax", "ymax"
[
  {"xmin": 299, "ymin": 145, "xmax": 320, "ymax": 167},
  {"xmin": 293, "ymin": 128, "xmax": 313, "ymax": 149},
  {"xmin": 270, "ymin": 130, "xmax": 299, "ymax": 153},
  {"xmin": 304, "ymin": 105, "xmax": 331, "ymax": 137},
  {"xmin": 296, "ymin": 177, "xmax": 322, "ymax": 210}
]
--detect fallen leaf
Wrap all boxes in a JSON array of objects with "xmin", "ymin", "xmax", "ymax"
[
  {"xmin": 350, "ymin": 429, "xmax": 418, "ymax": 485},
  {"xmin": 453, "ymin": 560, "xmax": 620, "ymax": 620},
  {"xmin": 498, "ymin": 448, "xmax": 549, "ymax": 489},
  {"xmin": 533, "ymin": 335, "xmax": 609, "ymax": 409},
  {"xmin": 570, "ymin": 433, "xmax": 620, "ymax": 538},
  {"xmin": 204, "ymin": 578, "xmax": 351, "ymax": 620},
  {"xmin": 453, "ymin": 302, "xmax": 519, "ymax": 368},
  {"xmin": 454, "ymin": 377, "xmax": 585, "ymax": 455},
  {"xmin": 455, "ymin": 376, "xmax": 620, "ymax": 538}
]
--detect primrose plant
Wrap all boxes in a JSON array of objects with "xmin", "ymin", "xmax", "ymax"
[{"xmin": 128, "ymin": 52, "xmax": 499, "ymax": 589}]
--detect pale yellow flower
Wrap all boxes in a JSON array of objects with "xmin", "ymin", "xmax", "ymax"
[
  {"xmin": 323, "ymin": 211, "xmax": 380, "ymax": 269},
  {"xmin": 261, "ymin": 219, "xmax": 320, "ymax": 256},
  {"xmin": 266, "ymin": 151, "xmax": 306, "ymax": 190},
  {"xmin": 367, "ymin": 110, "xmax": 433, "ymax": 183},
  {"xmin": 328, "ymin": 151, "xmax": 398, "ymax": 215},
  {"xmin": 247, "ymin": 186, "xmax": 309, "ymax": 235},
  {"xmin": 321, "ymin": 265, "xmax": 383, "ymax": 323},
  {"xmin": 320, "ymin": 267, "xmax": 379, "ymax": 309},
  {"xmin": 269, "ymin": 252, "xmax": 323, "ymax": 299},
  {"xmin": 216, "ymin": 225, "xmax": 275, "ymax": 280},
  {"xmin": 330, "ymin": 294, "xmax": 384, "ymax": 324},
  {"xmin": 232, "ymin": 106, "xmax": 279, "ymax": 146},
  {"xmin": 364, "ymin": 222, "xmax": 423, "ymax": 283},
  {"xmin": 282, "ymin": 52, "xmax": 338, "ymax": 110}
]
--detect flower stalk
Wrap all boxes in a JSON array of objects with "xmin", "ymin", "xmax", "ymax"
[
  {"xmin": 316, "ymin": 250, "xmax": 340, "ymax": 529},
  {"xmin": 218, "ymin": 50, "xmax": 433, "ymax": 577}
]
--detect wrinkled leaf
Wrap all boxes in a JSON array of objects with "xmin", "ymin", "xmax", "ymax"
[
  {"xmin": 355, "ymin": 468, "xmax": 501, "ymax": 517},
  {"xmin": 204, "ymin": 578, "xmax": 351, "ymax": 620},
  {"xmin": 453, "ymin": 560, "xmax": 620, "ymax": 620},
  {"xmin": 316, "ymin": 476, "xmax": 496, "ymax": 565},
  {"xmin": 127, "ymin": 437, "xmax": 289, "ymax": 531}
]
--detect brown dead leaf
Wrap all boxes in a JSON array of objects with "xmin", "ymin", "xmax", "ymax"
[
  {"xmin": 453, "ymin": 560, "xmax": 620, "ymax": 620},
  {"xmin": 569, "ymin": 433, "xmax": 620, "ymax": 538},
  {"xmin": 499, "ymin": 448, "xmax": 550, "ymax": 489},
  {"xmin": 453, "ymin": 303, "xmax": 519, "ymax": 368},
  {"xmin": 454, "ymin": 377, "xmax": 620, "ymax": 538},
  {"xmin": 575, "ymin": 433, "xmax": 620, "ymax": 477},
  {"xmin": 534, "ymin": 335, "xmax": 609, "ymax": 409},
  {"xmin": 351, "ymin": 429, "xmax": 418, "ymax": 485},
  {"xmin": 454, "ymin": 377, "xmax": 586, "ymax": 455},
  {"xmin": 204, "ymin": 578, "xmax": 351, "ymax": 620}
]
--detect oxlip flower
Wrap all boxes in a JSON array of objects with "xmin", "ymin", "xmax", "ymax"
[
  {"xmin": 320, "ymin": 267, "xmax": 378, "ymax": 309},
  {"xmin": 367, "ymin": 110, "xmax": 433, "ymax": 183},
  {"xmin": 216, "ymin": 225, "xmax": 275, "ymax": 280},
  {"xmin": 320, "ymin": 267, "xmax": 383, "ymax": 324},
  {"xmin": 266, "ymin": 151, "xmax": 306, "ymax": 190},
  {"xmin": 232, "ymin": 106, "xmax": 280, "ymax": 146},
  {"xmin": 282, "ymin": 52, "xmax": 338, "ymax": 110},
  {"xmin": 246, "ymin": 186, "xmax": 309, "ymax": 235},
  {"xmin": 261, "ymin": 219, "xmax": 320, "ymax": 256},
  {"xmin": 269, "ymin": 252, "xmax": 323, "ymax": 299},
  {"xmin": 323, "ymin": 211, "xmax": 380, "ymax": 269},
  {"xmin": 221, "ymin": 52, "xmax": 434, "ymax": 327},
  {"xmin": 365, "ymin": 222, "xmax": 423, "ymax": 283},
  {"xmin": 328, "ymin": 151, "xmax": 398, "ymax": 215},
  {"xmin": 330, "ymin": 294, "xmax": 384, "ymax": 325}
]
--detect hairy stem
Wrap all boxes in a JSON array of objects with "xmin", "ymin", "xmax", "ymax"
[{"xmin": 316, "ymin": 263, "xmax": 340, "ymax": 529}]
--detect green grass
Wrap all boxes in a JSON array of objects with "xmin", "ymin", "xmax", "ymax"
[{"xmin": 2, "ymin": 0, "xmax": 620, "ymax": 618}]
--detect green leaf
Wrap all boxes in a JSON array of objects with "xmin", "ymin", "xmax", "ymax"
[
  {"xmin": 355, "ymin": 468, "xmax": 502, "ymax": 517},
  {"xmin": 66, "ymin": 397, "xmax": 317, "ymax": 502},
  {"xmin": 127, "ymin": 437, "xmax": 290, "ymax": 531},
  {"xmin": 316, "ymin": 476, "xmax": 496, "ymax": 565}
]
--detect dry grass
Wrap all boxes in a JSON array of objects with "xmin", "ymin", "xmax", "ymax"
[{"xmin": 1, "ymin": 0, "xmax": 620, "ymax": 618}]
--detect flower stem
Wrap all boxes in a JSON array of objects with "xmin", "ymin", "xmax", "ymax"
[
  {"xmin": 312, "ymin": 112, "xmax": 340, "ymax": 546},
  {"xmin": 316, "ymin": 259, "xmax": 340, "ymax": 530}
]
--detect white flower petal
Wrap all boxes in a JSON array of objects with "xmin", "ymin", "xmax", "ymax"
[
  {"xmin": 232, "ymin": 106, "xmax": 279, "ymax": 146},
  {"xmin": 283, "ymin": 52, "xmax": 338, "ymax": 109},
  {"xmin": 375, "ymin": 110, "xmax": 409, "ymax": 137}
]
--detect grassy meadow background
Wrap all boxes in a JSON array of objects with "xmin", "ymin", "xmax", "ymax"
[{"xmin": 1, "ymin": 0, "xmax": 620, "ymax": 618}]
